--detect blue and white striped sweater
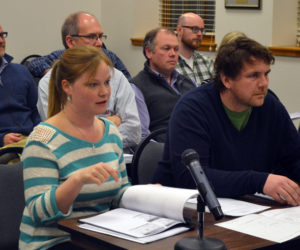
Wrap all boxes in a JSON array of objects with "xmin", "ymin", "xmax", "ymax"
[{"xmin": 19, "ymin": 119, "xmax": 130, "ymax": 249}]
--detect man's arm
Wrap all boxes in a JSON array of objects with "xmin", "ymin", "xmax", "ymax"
[
  {"xmin": 37, "ymin": 70, "xmax": 52, "ymax": 121},
  {"xmin": 27, "ymin": 50, "xmax": 64, "ymax": 78},
  {"xmin": 109, "ymin": 69, "xmax": 141, "ymax": 148},
  {"xmin": 160, "ymin": 95, "xmax": 268, "ymax": 197},
  {"xmin": 131, "ymin": 84, "xmax": 150, "ymax": 140},
  {"xmin": 102, "ymin": 48, "xmax": 131, "ymax": 80}
]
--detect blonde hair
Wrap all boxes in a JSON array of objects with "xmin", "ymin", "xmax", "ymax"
[
  {"xmin": 48, "ymin": 45, "xmax": 113, "ymax": 118},
  {"xmin": 218, "ymin": 31, "xmax": 247, "ymax": 51}
]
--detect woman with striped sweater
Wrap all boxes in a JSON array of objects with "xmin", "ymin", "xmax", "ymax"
[{"xmin": 19, "ymin": 45, "xmax": 130, "ymax": 249}]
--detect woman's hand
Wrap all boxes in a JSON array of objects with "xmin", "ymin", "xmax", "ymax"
[
  {"xmin": 56, "ymin": 163, "xmax": 119, "ymax": 213},
  {"xmin": 73, "ymin": 163, "xmax": 119, "ymax": 185}
]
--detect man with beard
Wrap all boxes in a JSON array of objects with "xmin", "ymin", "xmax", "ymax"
[
  {"xmin": 131, "ymin": 28, "xmax": 196, "ymax": 140},
  {"xmin": 153, "ymin": 37, "xmax": 300, "ymax": 206},
  {"xmin": 0, "ymin": 25, "xmax": 40, "ymax": 147},
  {"xmin": 176, "ymin": 12, "xmax": 214, "ymax": 86}
]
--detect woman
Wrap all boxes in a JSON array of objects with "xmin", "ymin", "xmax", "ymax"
[{"xmin": 19, "ymin": 45, "xmax": 130, "ymax": 249}]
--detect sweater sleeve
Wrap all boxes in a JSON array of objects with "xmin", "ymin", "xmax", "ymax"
[{"xmin": 21, "ymin": 133, "xmax": 71, "ymax": 226}]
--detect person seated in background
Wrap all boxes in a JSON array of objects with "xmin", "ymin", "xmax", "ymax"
[
  {"xmin": 19, "ymin": 45, "xmax": 131, "ymax": 250},
  {"xmin": 176, "ymin": 12, "xmax": 214, "ymax": 85},
  {"xmin": 37, "ymin": 12, "xmax": 141, "ymax": 152},
  {"xmin": 27, "ymin": 25, "xmax": 131, "ymax": 80},
  {"xmin": 152, "ymin": 36, "xmax": 300, "ymax": 206},
  {"xmin": 217, "ymin": 30, "xmax": 247, "ymax": 51},
  {"xmin": 131, "ymin": 28, "xmax": 196, "ymax": 140},
  {"xmin": 0, "ymin": 25, "xmax": 40, "ymax": 147}
]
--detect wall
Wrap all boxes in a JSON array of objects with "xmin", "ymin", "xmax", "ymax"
[
  {"xmin": 101, "ymin": 0, "xmax": 159, "ymax": 76},
  {"xmin": 0, "ymin": 0, "xmax": 102, "ymax": 62},
  {"xmin": 105, "ymin": 0, "xmax": 300, "ymax": 113},
  {"xmin": 1, "ymin": 0, "xmax": 300, "ymax": 114}
]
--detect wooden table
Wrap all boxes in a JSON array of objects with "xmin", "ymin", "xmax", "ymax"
[{"xmin": 58, "ymin": 196, "xmax": 300, "ymax": 250}]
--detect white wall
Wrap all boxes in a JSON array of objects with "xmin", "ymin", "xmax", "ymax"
[
  {"xmin": 0, "ymin": 0, "xmax": 102, "ymax": 62},
  {"xmin": 101, "ymin": 0, "xmax": 159, "ymax": 76},
  {"xmin": 1, "ymin": 0, "xmax": 300, "ymax": 113}
]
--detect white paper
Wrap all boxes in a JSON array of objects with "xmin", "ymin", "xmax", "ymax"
[
  {"xmin": 290, "ymin": 112, "xmax": 300, "ymax": 120},
  {"xmin": 80, "ymin": 208, "xmax": 182, "ymax": 238},
  {"xmin": 124, "ymin": 153, "xmax": 133, "ymax": 164},
  {"xmin": 78, "ymin": 185, "xmax": 197, "ymax": 241},
  {"xmin": 261, "ymin": 206, "xmax": 300, "ymax": 223},
  {"xmin": 120, "ymin": 185, "xmax": 198, "ymax": 222},
  {"xmin": 188, "ymin": 197, "xmax": 270, "ymax": 217},
  {"xmin": 216, "ymin": 213, "xmax": 300, "ymax": 243},
  {"xmin": 79, "ymin": 223, "xmax": 189, "ymax": 244}
]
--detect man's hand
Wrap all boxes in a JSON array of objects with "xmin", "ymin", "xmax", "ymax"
[
  {"xmin": 263, "ymin": 174, "xmax": 300, "ymax": 206},
  {"xmin": 3, "ymin": 133, "xmax": 22, "ymax": 146},
  {"xmin": 106, "ymin": 115, "xmax": 122, "ymax": 127}
]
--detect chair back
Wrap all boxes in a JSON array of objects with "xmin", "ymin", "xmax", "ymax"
[
  {"xmin": 131, "ymin": 128, "xmax": 166, "ymax": 184},
  {"xmin": 20, "ymin": 54, "xmax": 42, "ymax": 85},
  {"xmin": 0, "ymin": 162, "xmax": 25, "ymax": 249},
  {"xmin": 0, "ymin": 147, "xmax": 23, "ymax": 164},
  {"xmin": 20, "ymin": 54, "xmax": 41, "ymax": 66}
]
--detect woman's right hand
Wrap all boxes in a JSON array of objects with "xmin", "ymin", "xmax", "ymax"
[
  {"xmin": 56, "ymin": 163, "xmax": 119, "ymax": 213},
  {"xmin": 73, "ymin": 163, "xmax": 119, "ymax": 186}
]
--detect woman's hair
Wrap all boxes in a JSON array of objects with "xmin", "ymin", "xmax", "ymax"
[
  {"xmin": 48, "ymin": 45, "xmax": 113, "ymax": 118},
  {"xmin": 217, "ymin": 31, "xmax": 247, "ymax": 52}
]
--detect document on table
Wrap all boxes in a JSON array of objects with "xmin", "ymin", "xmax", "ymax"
[
  {"xmin": 79, "ymin": 223, "xmax": 189, "ymax": 244},
  {"xmin": 216, "ymin": 206, "xmax": 300, "ymax": 243},
  {"xmin": 78, "ymin": 186, "xmax": 197, "ymax": 243},
  {"xmin": 188, "ymin": 197, "xmax": 270, "ymax": 217},
  {"xmin": 80, "ymin": 208, "xmax": 185, "ymax": 238}
]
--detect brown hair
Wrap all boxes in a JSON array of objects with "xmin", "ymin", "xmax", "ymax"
[
  {"xmin": 214, "ymin": 37, "xmax": 275, "ymax": 92},
  {"xmin": 143, "ymin": 28, "xmax": 176, "ymax": 59},
  {"xmin": 48, "ymin": 45, "xmax": 112, "ymax": 117}
]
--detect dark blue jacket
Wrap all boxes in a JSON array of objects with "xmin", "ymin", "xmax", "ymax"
[{"xmin": 0, "ymin": 54, "xmax": 41, "ymax": 146}]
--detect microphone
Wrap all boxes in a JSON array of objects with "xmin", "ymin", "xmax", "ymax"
[{"xmin": 182, "ymin": 149, "xmax": 224, "ymax": 221}]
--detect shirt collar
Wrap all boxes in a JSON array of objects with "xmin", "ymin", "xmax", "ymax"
[
  {"xmin": 0, "ymin": 57, "xmax": 9, "ymax": 87},
  {"xmin": 146, "ymin": 61, "xmax": 179, "ymax": 86}
]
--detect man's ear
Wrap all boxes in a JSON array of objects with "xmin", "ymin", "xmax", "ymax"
[
  {"xmin": 220, "ymin": 73, "xmax": 231, "ymax": 89},
  {"xmin": 65, "ymin": 35, "xmax": 75, "ymax": 48},
  {"xmin": 145, "ymin": 46, "xmax": 153, "ymax": 60},
  {"xmin": 176, "ymin": 25, "xmax": 182, "ymax": 37},
  {"xmin": 61, "ymin": 79, "xmax": 72, "ymax": 96}
]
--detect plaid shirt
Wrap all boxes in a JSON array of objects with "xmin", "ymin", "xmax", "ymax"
[{"xmin": 176, "ymin": 51, "xmax": 214, "ymax": 86}]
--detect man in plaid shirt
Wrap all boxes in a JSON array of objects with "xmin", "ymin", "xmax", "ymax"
[{"xmin": 176, "ymin": 12, "xmax": 213, "ymax": 86}]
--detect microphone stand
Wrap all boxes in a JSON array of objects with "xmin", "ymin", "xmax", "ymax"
[{"xmin": 174, "ymin": 195, "xmax": 227, "ymax": 250}]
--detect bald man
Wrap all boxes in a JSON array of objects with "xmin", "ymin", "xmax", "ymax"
[
  {"xmin": 37, "ymin": 12, "xmax": 141, "ymax": 151},
  {"xmin": 176, "ymin": 12, "xmax": 213, "ymax": 86}
]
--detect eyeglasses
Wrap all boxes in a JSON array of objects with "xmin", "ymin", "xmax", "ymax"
[
  {"xmin": 71, "ymin": 33, "xmax": 107, "ymax": 41},
  {"xmin": 0, "ymin": 32, "xmax": 8, "ymax": 39},
  {"xmin": 182, "ymin": 26, "xmax": 205, "ymax": 34}
]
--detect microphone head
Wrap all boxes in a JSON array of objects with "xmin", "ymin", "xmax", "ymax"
[{"xmin": 181, "ymin": 149, "xmax": 199, "ymax": 166}]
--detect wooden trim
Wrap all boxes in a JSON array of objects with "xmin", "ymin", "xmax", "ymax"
[
  {"xmin": 268, "ymin": 46, "xmax": 300, "ymax": 57},
  {"xmin": 130, "ymin": 39, "xmax": 300, "ymax": 57},
  {"xmin": 130, "ymin": 35, "xmax": 216, "ymax": 52}
]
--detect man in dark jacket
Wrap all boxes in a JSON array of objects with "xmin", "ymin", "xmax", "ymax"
[
  {"xmin": 131, "ymin": 28, "xmax": 196, "ymax": 140},
  {"xmin": 0, "ymin": 25, "xmax": 40, "ymax": 147}
]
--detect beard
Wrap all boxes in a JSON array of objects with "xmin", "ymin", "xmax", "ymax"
[
  {"xmin": 181, "ymin": 36, "xmax": 202, "ymax": 50},
  {"xmin": 0, "ymin": 44, "xmax": 5, "ymax": 57}
]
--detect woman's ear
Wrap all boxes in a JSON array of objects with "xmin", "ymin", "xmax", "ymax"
[{"xmin": 61, "ymin": 79, "xmax": 72, "ymax": 96}]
